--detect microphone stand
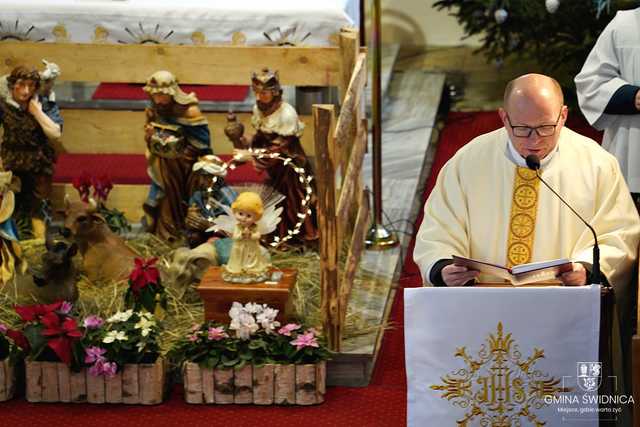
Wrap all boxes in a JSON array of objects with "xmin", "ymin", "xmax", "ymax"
[{"xmin": 532, "ymin": 168, "xmax": 602, "ymax": 286}]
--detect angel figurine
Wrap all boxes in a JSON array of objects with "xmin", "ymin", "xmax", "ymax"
[{"xmin": 211, "ymin": 191, "xmax": 282, "ymax": 283}]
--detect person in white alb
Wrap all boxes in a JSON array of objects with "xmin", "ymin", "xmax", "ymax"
[{"xmin": 575, "ymin": 7, "xmax": 640, "ymax": 200}]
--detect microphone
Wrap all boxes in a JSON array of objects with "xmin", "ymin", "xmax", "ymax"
[{"xmin": 525, "ymin": 154, "xmax": 601, "ymax": 285}]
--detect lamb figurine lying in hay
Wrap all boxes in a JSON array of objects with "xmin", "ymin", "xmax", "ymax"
[{"xmin": 160, "ymin": 242, "xmax": 219, "ymax": 298}]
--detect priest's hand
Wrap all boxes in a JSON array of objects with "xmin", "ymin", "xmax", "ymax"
[
  {"xmin": 559, "ymin": 263, "xmax": 587, "ymax": 286},
  {"xmin": 442, "ymin": 264, "xmax": 480, "ymax": 287}
]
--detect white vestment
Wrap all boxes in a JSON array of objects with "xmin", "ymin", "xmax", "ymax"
[
  {"xmin": 413, "ymin": 127, "xmax": 640, "ymax": 290},
  {"xmin": 575, "ymin": 8, "xmax": 640, "ymax": 192}
]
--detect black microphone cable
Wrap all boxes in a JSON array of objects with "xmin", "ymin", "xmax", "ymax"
[{"xmin": 525, "ymin": 154, "xmax": 602, "ymax": 286}]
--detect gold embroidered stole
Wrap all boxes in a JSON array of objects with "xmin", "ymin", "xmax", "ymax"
[{"xmin": 506, "ymin": 167, "xmax": 540, "ymax": 267}]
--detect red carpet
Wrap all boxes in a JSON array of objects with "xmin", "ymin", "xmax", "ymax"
[
  {"xmin": 1, "ymin": 111, "xmax": 601, "ymax": 426},
  {"xmin": 92, "ymin": 83, "xmax": 249, "ymax": 102},
  {"xmin": 53, "ymin": 154, "xmax": 267, "ymax": 185}
]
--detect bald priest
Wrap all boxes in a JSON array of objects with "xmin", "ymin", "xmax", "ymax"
[{"xmin": 414, "ymin": 73, "xmax": 639, "ymax": 292}]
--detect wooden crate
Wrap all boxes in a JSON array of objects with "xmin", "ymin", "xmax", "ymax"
[
  {"xmin": 183, "ymin": 361, "xmax": 325, "ymax": 405},
  {"xmin": 0, "ymin": 358, "xmax": 15, "ymax": 402},
  {"xmin": 25, "ymin": 358, "xmax": 166, "ymax": 405},
  {"xmin": 197, "ymin": 267, "xmax": 296, "ymax": 324}
]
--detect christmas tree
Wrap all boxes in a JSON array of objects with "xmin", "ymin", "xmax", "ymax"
[{"xmin": 433, "ymin": 0, "xmax": 637, "ymax": 90}]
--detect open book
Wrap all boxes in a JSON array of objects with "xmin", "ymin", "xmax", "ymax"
[{"xmin": 452, "ymin": 255, "xmax": 573, "ymax": 285}]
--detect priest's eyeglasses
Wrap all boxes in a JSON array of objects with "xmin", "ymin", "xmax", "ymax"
[{"xmin": 506, "ymin": 111, "xmax": 562, "ymax": 138}]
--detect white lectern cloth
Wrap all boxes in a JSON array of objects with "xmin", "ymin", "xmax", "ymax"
[{"xmin": 405, "ymin": 286, "xmax": 600, "ymax": 426}]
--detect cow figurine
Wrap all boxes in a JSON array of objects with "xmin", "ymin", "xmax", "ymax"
[{"xmin": 63, "ymin": 197, "xmax": 138, "ymax": 282}]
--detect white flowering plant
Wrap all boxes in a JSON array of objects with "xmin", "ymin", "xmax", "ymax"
[
  {"xmin": 81, "ymin": 310, "xmax": 162, "ymax": 377},
  {"xmin": 169, "ymin": 302, "xmax": 330, "ymax": 369}
]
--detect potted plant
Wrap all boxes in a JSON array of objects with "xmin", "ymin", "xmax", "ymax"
[
  {"xmin": 81, "ymin": 309, "xmax": 165, "ymax": 404},
  {"xmin": 124, "ymin": 257, "xmax": 167, "ymax": 316},
  {"xmin": 72, "ymin": 172, "xmax": 130, "ymax": 234},
  {"xmin": 12, "ymin": 301, "xmax": 166, "ymax": 405},
  {"xmin": 12, "ymin": 301, "xmax": 84, "ymax": 403},
  {"xmin": 171, "ymin": 302, "xmax": 330, "ymax": 405}
]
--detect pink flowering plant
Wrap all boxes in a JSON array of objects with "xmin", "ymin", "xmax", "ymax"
[
  {"xmin": 169, "ymin": 302, "xmax": 329, "ymax": 369},
  {"xmin": 72, "ymin": 173, "xmax": 113, "ymax": 204},
  {"xmin": 167, "ymin": 321, "xmax": 237, "ymax": 370},
  {"xmin": 71, "ymin": 173, "xmax": 92, "ymax": 203},
  {"xmin": 71, "ymin": 172, "xmax": 130, "ymax": 234},
  {"xmin": 81, "ymin": 310, "xmax": 161, "ymax": 377},
  {"xmin": 271, "ymin": 323, "xmax": 330, "ymax": 364}
]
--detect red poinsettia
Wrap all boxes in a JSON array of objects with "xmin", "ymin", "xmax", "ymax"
[
  {"xmin": 15, "ymin": 301, "xmax": 63, "ymax": 323},
  {"xmin": 126, "ymin": 258, "xmax": 166, "ymax": 314},
  {"xmin": 129, "ymin": 257, "xmax": 160, "ymax": 296},
  {"xmin": 13, "ymin": 301, "xmax": 83, "ymax": 366},
  {"xmin": 40, "ymin": 313, "xmax": 83, "ymax": 365}
]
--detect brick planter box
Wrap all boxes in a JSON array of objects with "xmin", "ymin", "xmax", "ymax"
[
  {"xmin": 183, "ymin": 361, "xmax": 326, "ymax": 405},
  {"xmin": 25, "ymin": 358, "xmax": 166, "ymax": 405}
]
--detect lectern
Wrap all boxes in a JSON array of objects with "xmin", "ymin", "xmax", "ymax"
[{"xmin": 405, "ymin": 284, "xmax": 610, "ymax": 426}]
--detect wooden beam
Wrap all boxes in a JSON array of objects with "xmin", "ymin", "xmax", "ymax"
[
  {"xmin": 58, "ymin": 110, "xmax": 316, "ymax": 156},
  {"xmin": 0, "ymin": 42, "xmax": 341, "ymax": 86},
  {"xmin": 336, "ymin": 118, "xmax": 368, "ymax": 228},
  {"xmin": 313, "ymin": 104, "xmax": 340, "ymax": 352},
  {"xmin": 334, "ymin": 53, "xmax": 367, "ymax": 173},
  {"xmin": 338, "ymin": 27, "xmax": 360, "ymax": 102},
  {"xmin": 324, "ymin": 109, "xmax": 337, "ymax": 177},
  {"xmin": 339, "ymin": 190, "xmax": 370, "ymax": 327}
]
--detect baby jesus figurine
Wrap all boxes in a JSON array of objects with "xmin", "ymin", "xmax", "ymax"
[{"xmin": 211, "ymin": 191, "xmax": 282, "ymax": 283}]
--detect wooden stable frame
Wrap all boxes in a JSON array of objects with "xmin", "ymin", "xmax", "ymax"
[
  {"xmin": 0, "ymin": 27, "xmax": 366, "ymax": 351},
  {"xmin": 313, "ymin": 49, "xmax": 369, "ymax": 351}
]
